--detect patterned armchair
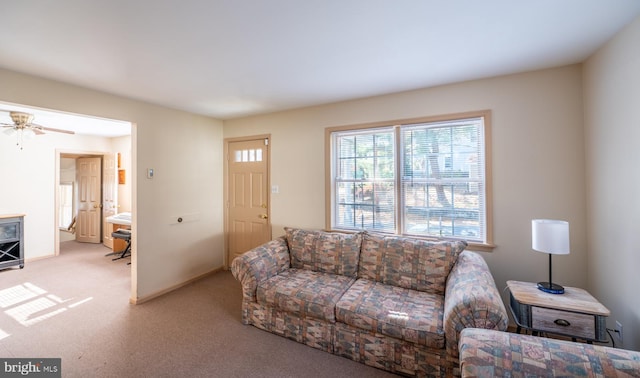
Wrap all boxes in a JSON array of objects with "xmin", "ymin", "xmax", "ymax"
[
  {"xmin": 459, "ymin": 328, "xmax": 640, "ymax": 377},
  {"xmin": 231, "ymin": 228, "xmax": 508, "ymax": 377}
]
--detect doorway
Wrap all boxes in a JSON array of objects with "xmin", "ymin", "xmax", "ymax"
[
  {"xmin": 0, "ymin": 101, "xmax": 132, "ymax": 258},
  {"xmin": 224, "ymin": 135, "xmax": 272, "ymax": 266},
  {"xmin": 57, "ymin": 152, "xmax": 121, "ymax": 251}
]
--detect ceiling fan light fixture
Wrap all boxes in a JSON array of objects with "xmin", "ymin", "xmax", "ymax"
[
  {"xmin": 21, "ymin": 128, "xmax": 36, "ymax": 140},
  {"xmin": 13, "ymin": 128, "xmax": 31, "ymax": 149},
  {"xmin": 3, "ymin": 127, "xmax": 16, "ymax": 136}
]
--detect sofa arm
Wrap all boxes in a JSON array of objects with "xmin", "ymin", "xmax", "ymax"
[
  {"xmin": 230, "ymin": 236, "xmax": 291, "ymax": 302},
  {"xmin": 443, "ymin": 251, "xmax": 509, "ymax": 359}
]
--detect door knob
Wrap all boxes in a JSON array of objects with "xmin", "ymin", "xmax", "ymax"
[{"xmin": 259, "ymin": 214, "xmax": 268, "ymax": 219}]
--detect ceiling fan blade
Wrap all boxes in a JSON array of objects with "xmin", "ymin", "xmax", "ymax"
[
  {"xmin": 38, "ymin": 126, "xmax": 75, "ymax": 135},
  {"xmin": 32, "ymin": 128, "xmax": 46, "ymax": 135}
]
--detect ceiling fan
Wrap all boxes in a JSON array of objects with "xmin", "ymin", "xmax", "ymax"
[{"xmin": 1, "ymin": 110, "xmax": 75, "ymax": 149}]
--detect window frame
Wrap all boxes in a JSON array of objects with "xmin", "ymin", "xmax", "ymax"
[{"xmin": 325, "ymin": 110, "xmax": 494, "ymax": 252}]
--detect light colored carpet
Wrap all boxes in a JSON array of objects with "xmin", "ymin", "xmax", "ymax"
[{"xmin": 0, "ymin": 241, "xmax": 397, "ymax": 377}]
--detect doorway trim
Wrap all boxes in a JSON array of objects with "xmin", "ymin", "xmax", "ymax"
[{"xmin": 223, "ymin": 134, "xmax": 271, "ymax": 268}]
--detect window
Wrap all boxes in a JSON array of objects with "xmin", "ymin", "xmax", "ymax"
[
  {"xmin": 327, "ymin": 111, "xmax": 493, "ymax": 250},
  {"xmin": 333, "ymin": 128, "xmax": 396, "ymax": 232},
  {"xmin": 58, "ymin": 182, "xmax": 74, "ymax": 229}
]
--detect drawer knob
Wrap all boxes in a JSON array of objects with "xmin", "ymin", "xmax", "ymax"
[{"xmin": 554, "ymin": 319, "xmax": 571, "ymax": 327}]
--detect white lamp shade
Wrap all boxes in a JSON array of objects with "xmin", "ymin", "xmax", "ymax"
[{"xmin": 532, "ymin": 219, "xmax": 570, "ymax": 255}]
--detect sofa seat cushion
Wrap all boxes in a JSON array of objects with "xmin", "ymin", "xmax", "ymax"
[
  {"xmin": 336, "ymin": 279, "xmax": 445, "ymax": 349},
  {"xmin": 256, "ymin": 269, "xmax": 355, "ymax": 323}
]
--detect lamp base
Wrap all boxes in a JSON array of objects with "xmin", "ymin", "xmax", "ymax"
[{"xmin": 537, "ymin": 282, "xmax": 565, "ymax": 294}]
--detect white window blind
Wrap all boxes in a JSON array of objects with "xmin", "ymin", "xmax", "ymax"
[{"xmin": 58, "ymin": 182, "xmax": 74, "ymax": 229}]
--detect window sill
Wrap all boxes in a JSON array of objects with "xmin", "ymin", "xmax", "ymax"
[{"xmin": 466, "ymin": 242, "xmax": 496, "ymax": 253}]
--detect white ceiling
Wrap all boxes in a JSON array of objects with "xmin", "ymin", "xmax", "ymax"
[{"xmin": 1, "ymin": 1, "xmax": 640, "ymax": 130}]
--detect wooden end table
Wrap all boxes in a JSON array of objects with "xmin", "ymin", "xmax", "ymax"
[{"xmin": 507, "ymin": 280, "xmax": 610, "ymax": 343}]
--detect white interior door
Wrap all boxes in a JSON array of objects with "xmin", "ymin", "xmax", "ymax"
[{"xmin": 76, "ymin": 157, "xmax": 102, "ymax": 243}]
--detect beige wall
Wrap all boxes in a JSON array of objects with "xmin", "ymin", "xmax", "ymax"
[
  {"xmin": 224, "ymin": 65, "xmax": 588, "ymax": 310},
  {"xmin": 0, "ymin": 68, "xmax": 225, "ymax": 302},
  {"xmin": 584, "ymin": 16, "xmax": 640, "ymax": 350}
]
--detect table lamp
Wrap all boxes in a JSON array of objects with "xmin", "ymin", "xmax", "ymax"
[{"xmin": 532, "ymin": 219, "xmax": 570, "ymax": 294}]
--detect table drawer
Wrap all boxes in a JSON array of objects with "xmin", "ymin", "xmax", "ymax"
[
  {"xmin": 0, "ymin": 222, "xmax": 19, "ymax": 242},
  {"xmin": 532, "ymin": 306, "xmax": 595, "ymax": 340}
]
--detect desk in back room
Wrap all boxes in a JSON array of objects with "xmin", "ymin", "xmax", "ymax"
[{"xmin": 105, "ymin": 212, "xmax": 131, "ymax": 252}]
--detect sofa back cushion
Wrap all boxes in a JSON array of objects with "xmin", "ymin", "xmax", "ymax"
[
  {"xmin": 285, "ymin": 228, "xmax": 362, "ymax": 277},
  {"xmin": 359, "ymin": 232, "xmax": 467, "ymax": 295}
]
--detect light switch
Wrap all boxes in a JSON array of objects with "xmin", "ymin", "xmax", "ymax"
[
  {"xmin": 147, "ymin": 168, "xmax": 154, "ymax": 179},
  {"xmin": 271, "ymin": 185, "xmax": 279, "ymax": 194}
]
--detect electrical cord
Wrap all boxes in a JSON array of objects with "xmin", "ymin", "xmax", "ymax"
[{"xmin": 606, "ymin": 328, "xmax": 617, "ymax": 348}]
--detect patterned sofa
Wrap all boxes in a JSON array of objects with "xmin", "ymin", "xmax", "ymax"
[
  {"xmin": 231, "ymin": 228, "xmax": 508, "ymax": 377},
  {"xmin": 459, "ymin": 328, "xmax": 640, "ymax": 377}
]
